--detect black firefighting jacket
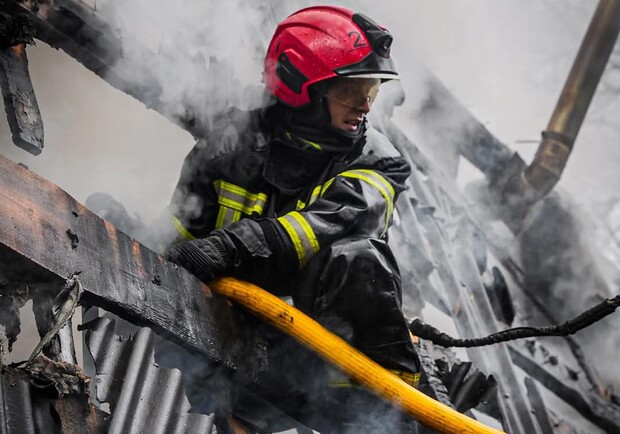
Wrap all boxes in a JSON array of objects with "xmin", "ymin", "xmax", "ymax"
[{"xmin": 168, "ymin": 107, "xmax": 411, "ymax": 291}]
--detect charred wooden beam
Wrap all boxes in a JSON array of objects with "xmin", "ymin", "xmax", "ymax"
[
  {"xmin": 0, "ymin": 281, "xmax": 28, "ymax": 352},
  {"xmin": 0, "ymin": 43, "xmax": 43, "ymax": 155},
  {"xmin": 523, "ymin": 377, "xmax": 554, "ymax": 434},
  {"xmin": 0, "ymin": 0, "xmax": 123, "ymax": 78},
  {"xmin": 0, "ymin": 0, "xmax": 204, "ymax": 137},
  {"xmin": 0, "ymin": 153, "xmax": 261, "ymax": 373},
  {"xmin": 508, "ymin": 344, "xmax": 620, "ymax": 433},
  {"xmin": 0, "ymin": 8, "xmax": 43, "ymax": 155}
]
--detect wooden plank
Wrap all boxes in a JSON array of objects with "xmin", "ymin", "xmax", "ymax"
[
  {"xmin": 1, "ymin": 0, "xmax": 204, "ymax": 137},
  {"xmin": 0, "ymin": 153, "xmax": 257, "ymax": 371},
  {"xmin": 0, "ymin": 44, "xmax": 44, "ymax": 155},
  {"xmin": 0, "ymin": 154, "xmax": 450, "ymax": 431}
]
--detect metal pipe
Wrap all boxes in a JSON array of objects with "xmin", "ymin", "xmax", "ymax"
[{"xmin": 524, "ymin": 0, "xmax": 620, "ymax": 196}]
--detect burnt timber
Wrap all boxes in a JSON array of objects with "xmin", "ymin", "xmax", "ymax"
[
  {"xmin": 1, "ymin": 0, "xmax": 620, "ymax": 433},
  {"xmin": 0, "ymin": 152, "xmax": 255, "ymax": 370},
  {"xmin": 0, "ymin": 0, "xmax": 212, "ymax": 138},
  {"xmin": 0, "ymin": 43, "xmax": 43, "ymax": 155}
]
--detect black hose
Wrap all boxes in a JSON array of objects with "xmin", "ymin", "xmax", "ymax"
[{"xmin": 410, "ymin": 295, "xmax": 620, "ymax": 347}]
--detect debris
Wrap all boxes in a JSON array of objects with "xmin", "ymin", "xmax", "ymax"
[
  {"xmin": 0, "ymin": 12, "xmax": 35, "ymax": 47},
  {"xmin": 0, "ymin": 282, "xmax": 29, "ymax": 352},
  {"xmin": 24, "ymin": 275, "xmax": 83, "ymax": 366},
  {"xmin": 22, "ymin": 355, "xmax": 91, "ymax": 397},
  {"xmin": 2, "ymin": 355, "xmax": 109, "ymax": 434}
]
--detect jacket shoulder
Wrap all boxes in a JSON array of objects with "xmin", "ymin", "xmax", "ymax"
[
  {"xmin": 362, "ymin": 127, "xmax": 403, "ymax": 159},
  {"xmin": 347, "ymin": 127, "xmax": 411, "ymax": 190}
]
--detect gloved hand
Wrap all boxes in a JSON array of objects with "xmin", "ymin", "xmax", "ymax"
[{"xmin": 165, "ymin": 233, "xmax": 234, "ymax": 282}]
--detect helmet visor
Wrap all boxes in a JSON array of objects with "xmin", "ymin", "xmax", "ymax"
[{"xmin": 325, "ymin": 78, "xmax": 380, "ymax": 108}]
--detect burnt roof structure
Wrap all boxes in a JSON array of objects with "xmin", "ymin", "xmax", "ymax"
[{"xmin": 1, "ymin": 1, "xmax": 620, "ymax": 433}]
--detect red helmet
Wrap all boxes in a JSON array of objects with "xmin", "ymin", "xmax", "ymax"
[{"xmin": 264, "ymin": 6, "xmax": 398, "ymax": 107}]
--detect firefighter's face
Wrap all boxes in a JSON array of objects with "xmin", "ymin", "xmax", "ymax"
[{"xmin": 325, "ymin": 78, "xmax": 380, "ymax": 132}]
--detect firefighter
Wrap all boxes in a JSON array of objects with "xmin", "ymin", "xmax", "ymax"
[{"xmin": 165, "ymin": 5, "xmax": 421, "ymax": 431}]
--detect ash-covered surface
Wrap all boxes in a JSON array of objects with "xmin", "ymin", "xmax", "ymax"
[{"xmin": 0, "ymin": 356, "xmax": 107, "ymax": 434}]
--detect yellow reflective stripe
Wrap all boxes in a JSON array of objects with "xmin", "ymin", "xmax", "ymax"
[
  {"xmin": 391, "ymin": 370, "xmax": 421, "ymax": 388},
  {"xmin": 232, "ymin": 209, "xmax": 242, "ymax": 222},
  {"xmin": 278, "ymin": 216, "xmax": 306, "ymax": 266},
  {"xmin": 277, "ymin": 211, "xmax": 320, "ymax": 267},
  {"xmin": 170, "ymin": 215, "xmax": 195, "ymax": 241},
  {"xmin": 340, "ymin": 170, "xmax": 395, "ymax": 204},
  {"xmin": 222, "ymin": 182, "xmax": 268, "ymax": 205},
  {"xmin": 290, "ymin": 212, "xmax": 320, "ymax": 254},
  {"xmin": 339, "ymin": 170, "xmax": 394, "ymax": 236},
  {"xmin": 301, "ymin": 137, "xmax": 322, "ymax": 150},
  {"xmin": 218, "ymin": 196, "xmax": 264, "ymax": 215},
  {"xmin": 216, "ymin": 206, "xmax": 226, "ymax": 229},
  {"xmin": 308, "ymin": 185, "xmax": 322, "ymax": 205},
  {"xmin": 305, "ymin": 179, "xmax": 333, "ymax": 208},
  {"xmin": 218, "ymin": 190, "xmax": 267, "ymax": 214},
  {"xmin": 321, "ymin": 178, "xmax": 335, "ymax": 196},
  {"xmin": 355, "ymin": 169, "xmax": 395, "ymax": 198},
  {"xmin": 329, "ymin": 381, "xmax": 355, "ymax": 389},
  {"xmin": 329, "ymin": 370, "xmax": 420, "ymax": 389},
  {"xmin": 286, "ymin": 131, "xmax": 322, "ymax": 151},
  {"xmin": 296, "ymin": 199, "xmax": 306, "ymax": 210},
  {"xmin": 214, "ymin": 179, "xmax": 267, "ymax": 215},
  {"xmin": 215, "ymin": 206, "xmax": 242, "ymax": 229}
]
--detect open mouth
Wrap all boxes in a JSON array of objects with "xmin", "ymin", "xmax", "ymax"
[{"xmin": 344, "ymin": 118, "xmax": 363, "ymax": 130}]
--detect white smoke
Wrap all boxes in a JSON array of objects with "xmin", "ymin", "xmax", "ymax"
[
  {"xmin": 1, "ymin": 1, "xmax": 617, "ymax": 221},
  {"xmin": 1, "ymin": 0, "xmax": 619, "ymax": 431}
]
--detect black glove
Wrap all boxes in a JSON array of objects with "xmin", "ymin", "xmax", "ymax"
[{"xmin": 165, "ymin": 233, "xmax": 234, "ymax": 282}]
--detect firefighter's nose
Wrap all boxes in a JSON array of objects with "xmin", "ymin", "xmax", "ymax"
[{"xmin": 358, "ymin": 99, "xmax": 372, "ymax": 114}]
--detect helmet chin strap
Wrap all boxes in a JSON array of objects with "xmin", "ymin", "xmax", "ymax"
[{"xmin": 275, "ymin": 98, "xmax": 366, "ymax": 154}]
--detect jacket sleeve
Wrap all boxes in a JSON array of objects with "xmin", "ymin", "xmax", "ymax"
[
  {"xmin": 220, "ymin": 130, "xmax": 411, "ymax": 289},
  {"xmin": 157, "ymin": 109, "xmax": 257, "ymax": 251}
]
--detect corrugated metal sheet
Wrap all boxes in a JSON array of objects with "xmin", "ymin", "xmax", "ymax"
[
  {"xmin": 391, "ymin": 168, "xmax": 537, "ymax": 433},
  {"xmin": 388, "ymin": 156, "xmax": 618, "ymax": 433},
  {"xmin": 2, "ymin": 2, "xmax": 619, "ymax": 432},
  {"xmin": 0, "ymin": 358, "xmax": 107, "ymax": 434},
  {"xmin": 0, "ymin": 369, "xmax": 42, "ymax": 434},
  {"xmin": 84, "ymin": 316, "xmax": 217, "ymax": 434}
]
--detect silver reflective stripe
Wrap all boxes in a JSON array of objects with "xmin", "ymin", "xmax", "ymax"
[{"xmin": 277, "ymin": 211, "xmax": 320, "ymax": 267}]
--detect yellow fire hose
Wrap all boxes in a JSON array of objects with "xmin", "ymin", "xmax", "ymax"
[{"xmin": 210, "ymin": 277, "xmax": 505, "ymax": 434}]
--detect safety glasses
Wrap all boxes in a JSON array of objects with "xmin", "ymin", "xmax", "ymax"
[{"xmin": 325, "ymin": 78, "xmax": 381, "ymax": 108}]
